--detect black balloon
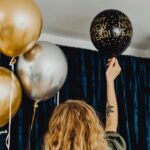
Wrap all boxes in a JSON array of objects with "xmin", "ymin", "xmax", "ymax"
[{"xmin": 90, "ymin": 9, "xmax": 133, "ymax": 57}]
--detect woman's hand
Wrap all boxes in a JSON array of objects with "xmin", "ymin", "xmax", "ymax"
[{"xmin": 106, "ymin": 57, "xmax": 121, "ymax": 82}]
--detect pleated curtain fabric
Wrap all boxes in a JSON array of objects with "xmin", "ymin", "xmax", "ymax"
[{"xmin": 0, "ymin": 46, "xmax": 150, "ymax": 150}]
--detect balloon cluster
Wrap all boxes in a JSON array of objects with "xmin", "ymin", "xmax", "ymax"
[
  {"xmin": 90, "ymin": 9, "xmax": 133, "ymax": 57},
  {"xmin": 0, "ymin": 0, "xmax": 68, "ymax": 127}
]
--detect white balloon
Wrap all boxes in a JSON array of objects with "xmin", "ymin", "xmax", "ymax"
[{"xmin": 16, "ymin": 41, "xmax": 68, "ymax": 101}]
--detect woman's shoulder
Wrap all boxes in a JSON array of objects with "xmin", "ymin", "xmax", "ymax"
[{"xmin": 105, "ymin": 131, "xmax": 126, "ymax": 150}]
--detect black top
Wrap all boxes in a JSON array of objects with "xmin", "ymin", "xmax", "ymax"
[{"xmin": 105, "ymin": 132, "xmax": 126, "ymax": 150}]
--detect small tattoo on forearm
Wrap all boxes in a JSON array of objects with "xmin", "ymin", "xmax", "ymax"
[{"xmin": 106, "ymin": 105, "xmax": 114, "ymax": 117}]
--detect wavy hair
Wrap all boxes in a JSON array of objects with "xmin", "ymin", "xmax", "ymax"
[{"xmin": 44, "ymin": 100, "xmax": 107, "ymax": 150}]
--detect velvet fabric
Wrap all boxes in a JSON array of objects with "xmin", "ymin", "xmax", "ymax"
[{"xmin": 0, "ymin": 46, "xmax": 149, "ymax": 150}]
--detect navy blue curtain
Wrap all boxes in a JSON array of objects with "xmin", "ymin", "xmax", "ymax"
[{"xmin": 0, "ymin": 46, "xmax": 150, "ymax": 150}]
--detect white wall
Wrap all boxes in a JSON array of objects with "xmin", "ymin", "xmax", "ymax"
[{"xmin": 39, "ymin": 33, "xmax": 150, "ymax": 59}]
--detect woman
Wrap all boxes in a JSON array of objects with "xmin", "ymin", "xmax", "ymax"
[{"xmin": 44, "ymin": 57, "xmax": 126, "ymax": 150}]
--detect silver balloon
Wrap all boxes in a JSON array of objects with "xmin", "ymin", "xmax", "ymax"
[{"xmin": 16, "ymin": 41, "xmax": 68, "ymax": 101}]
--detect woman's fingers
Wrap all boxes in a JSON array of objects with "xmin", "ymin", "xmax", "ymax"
[
  {"xmin": 107, "ymin": 59, "xmax": 112, "ymax": 66},
  {"xmin": 108, "ymin": 57, "xmax": 114, "ymax": 60},
  {"xmin": 106, "ymin": 57, "xmax": 121, "ymax": 81},
  {"xmin": 107, "ymin": 57, "xmax": 116, "ymax": 67}
]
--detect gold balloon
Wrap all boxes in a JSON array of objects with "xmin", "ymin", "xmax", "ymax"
[
  {"xmin": 0, "ymin": 0, "xmax": 42, "ymax": 57},
  {"xmin": 0, "ymin": 67, "xmax": 22, "ymax": 127}
]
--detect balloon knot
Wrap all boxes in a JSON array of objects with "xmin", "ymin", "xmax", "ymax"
[
  {"xmin": 34, "ymin": 103, "xmax": 38, "ymax": 108},
  {"xmin": 9, "ymin": 57, "xmax": 16, "ymax": 66}
]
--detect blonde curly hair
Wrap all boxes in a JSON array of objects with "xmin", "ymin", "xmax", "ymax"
[{"xmin": 44, "ymin": 100, "xmax": 107, "ymax": 150}]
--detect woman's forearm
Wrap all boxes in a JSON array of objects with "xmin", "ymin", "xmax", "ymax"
[{"xmin": 105, "ymin": 80, "xmax": 118, "ymax": 132}]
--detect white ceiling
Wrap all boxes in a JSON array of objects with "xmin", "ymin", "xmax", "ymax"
[{"xmin": 35, "ymin": 0, "xmax": 150, "ymax": 58}]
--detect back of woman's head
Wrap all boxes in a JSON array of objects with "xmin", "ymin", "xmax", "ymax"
[{"xmin": 44, "ymin": 100, "xmax": 107, "ymax": 150}]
